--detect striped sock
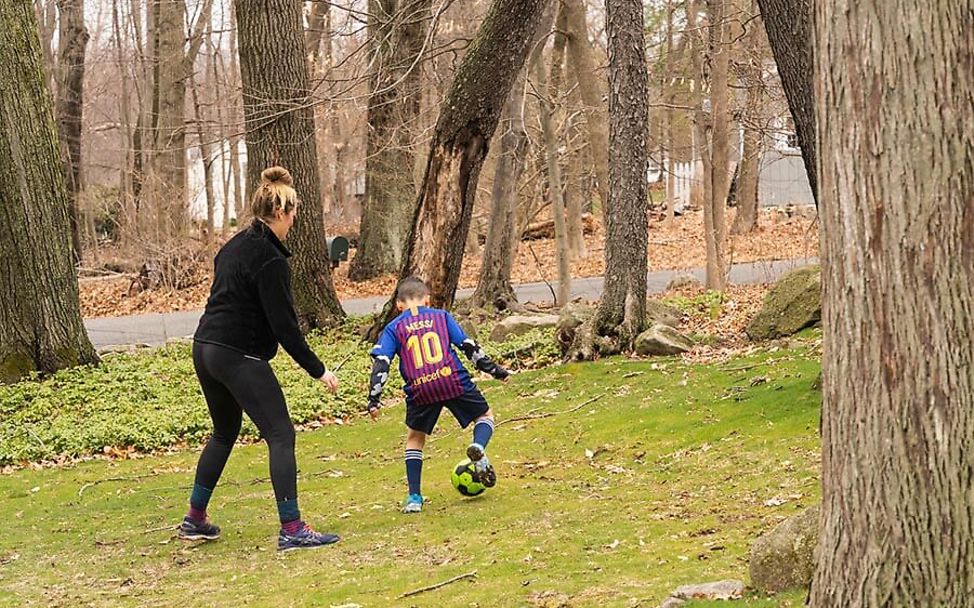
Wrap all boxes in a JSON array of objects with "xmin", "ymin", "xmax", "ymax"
[
  {"xmin": 473, "ymin": 418, "xmax": 495, "ymax": 450},
  {"xmin": 187, "ymin": 483, "xmax": 213, "ymax": 521},
  {"xmin": 405, "ymin": 449, "xmax": 424, "ymax": 495}
]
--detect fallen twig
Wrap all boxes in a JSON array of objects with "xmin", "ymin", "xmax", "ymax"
[
  {"xmin": 497, "ymin": 393, "xmax": 605, "ymax": 427},
  {"xmin": 399, "ymin": 570, "xmax": 478, "ymax": 598},
  {"xmin": 78, "ymin": 474, "xmax": 154, "ymax": 497}
]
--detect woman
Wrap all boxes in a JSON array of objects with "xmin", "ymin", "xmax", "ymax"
[{"xmin": 178, "ymin": 166, "xmax": 341, "ymax": 551}]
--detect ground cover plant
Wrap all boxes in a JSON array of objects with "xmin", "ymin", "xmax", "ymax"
[{"xmin": 0, "ymin": 340, "xmax": 820, "ymax": 607}]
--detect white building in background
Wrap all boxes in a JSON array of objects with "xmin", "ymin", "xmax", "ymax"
[{"xmin": 187, "ymin": 139, "xmax": 247, "ymax": 226}]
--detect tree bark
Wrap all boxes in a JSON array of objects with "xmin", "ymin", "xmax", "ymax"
[
  {"xmin": 349, "ymin": 0, "xmax": 432, "ymax": 280},
  {"xmin": 730, "ymin": 0, "xmax": 763, "ymax": 235},
  {"xmin": 569, "ymin": 0, "xmax": 648, "ymax": 358},
  {"xmin": 55, "ymin": 0, "xmax": 88, "ymax": 262},
  {"xmin": 809, "ymin": 2, "xmax": 974, "ymax": 605},
  {"xmin": 0, "ymin": 0, "xmax": 97, "ymax": 382},
  {"xmin": 189, "ymin": 69, "xmax": 216, "ymax": 241},
  {"xmin": 236, "ymin": 0, "xmax": 345, "ymax": 327},
  {"xmin": 471, "ymin": 85, "xmax": 529, "ymax": 311},
  {"xmin": 562, "ymin": 0, "xmax": 610, "ymax": 213},
  {"xmin": 755, "ymin": 0, "xmax": 816, "ymax": 204},
  {"xmin": 369, "ymin": 0, "xmax": 549, "ymax": 337}
]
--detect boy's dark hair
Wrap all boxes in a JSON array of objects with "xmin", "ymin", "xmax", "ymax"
[{"xmin": 395, "ymin": 276, "xmax": 429, "ymax": 302}]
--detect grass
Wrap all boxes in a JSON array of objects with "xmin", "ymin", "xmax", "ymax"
[{"xmin": 0, "ymin": 345, "xmax": 820, "ymax": 607}]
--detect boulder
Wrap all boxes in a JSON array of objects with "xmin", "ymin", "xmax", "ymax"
[
  {"xmin": 658, "ymin": 598, "xmax": 685, "ymax": 608},
  {"xmin": 746, "ymin": 265, "xmax": 821, "ymax": 340},
  {"xmin": 457, "ymin": 317, "xmax": 480, "ymax": 341},
  {"xmin": 670, "ymin": 580, "xmax": 745, "ymax": 601},
  {"xmin": 646, "ymin": 300, "xmax": 684, "ymax": 328},
  {"xmin": 555, "ymin": 303, "xmax": 595, "ymax": 352},
  {"xmin": 749, "ymin": 505, "xmax": 820, "ymax": 594},
  {"xmin": 488, "ymin": 314, "xmax": 559, "ymax": 342},
  {"xmin": 635, "ymin": 324, "xmax": 693, "ymax": 356},
  {"xmin": 665, "ymin": 273, "xmax": 703, "ymax": 292}
]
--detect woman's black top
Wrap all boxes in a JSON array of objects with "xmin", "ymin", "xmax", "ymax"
[{"xmin": 194, "ymin": 220, "xmax": 326, "ymax": 379}]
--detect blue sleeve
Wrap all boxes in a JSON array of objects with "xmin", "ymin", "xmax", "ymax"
[
  {"xmin": 370, "ymin": 324, "xmax": 399, "ymax": 360},
  {"xmin": 445, "ymin": 313, "xmax": 468, "ymax": 347}
]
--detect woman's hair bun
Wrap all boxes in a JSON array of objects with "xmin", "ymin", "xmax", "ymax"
[{"xmin": 261, "ymin": 166, "xmax": 292, "ymax": 186}]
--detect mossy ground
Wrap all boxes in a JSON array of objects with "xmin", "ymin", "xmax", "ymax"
[{"xmin": 0, "ymin": 341, "xmax": 819, "ymax": 607}]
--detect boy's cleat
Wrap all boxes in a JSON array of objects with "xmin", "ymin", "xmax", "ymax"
[
  {"xmin": 178, "ymin": 516, "xmax": 221, "ymax": 541},
  {"xmin": 402, "ymin": 493, "xmax": 425, "ymax": 513},
  {"xmin": 466, "ymin": 442, "xmax": 485, "ymax": 463},
  {"xmin": 277, "ymin": 523, "xmax": 340, "ymax": 551},
  {"xmin": 473, "ymin": 457, "xmax": 497, "ymax": 488}
]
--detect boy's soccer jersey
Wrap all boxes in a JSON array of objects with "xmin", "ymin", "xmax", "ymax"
[{"xmin": 371, "ymin": 306, "xmax": 476, "ymax": 405}]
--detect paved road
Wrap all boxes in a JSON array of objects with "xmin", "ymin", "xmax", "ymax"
[{"xmin": 84, "ymin": 257, "xmax": 817, "ymax": 348}]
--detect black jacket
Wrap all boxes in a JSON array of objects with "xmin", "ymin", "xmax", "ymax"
[{"xmin": 194, "ymin": 220, "xmax": 326, "ymax": 378}]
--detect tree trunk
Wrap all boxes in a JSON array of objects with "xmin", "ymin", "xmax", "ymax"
[
  {"xmin": 562, "ymin": 0, "xmax": 610, "ymax": 214},
  {"xmin": 236, "ymin": 0, "xmax": 345, "ymax": 327},
  {"xmin": 663, "ymin": 0, "xmax": 676, "ymax": 224},
  {"xmin": 533, "ymin": 7, "xmax": 571, "ymax": 306},
  {"xmin": 55, "ymin": 0, "xmax": 88, "ymax": 262},
  {"xmin": 349, "ymin": 0, "xmax": 432, "ymax": 281},
  {"xmin": 471, "ymin": 84, "xmax": 529, "ymax": 311},
  {"xmin": 730, "ymin": 0, "xmax": 763, "ymax": 235},
  {"xmin": 189, "ymin": 71, "xmax": 216, "ymax": 241},
  {"xmin": 369, "ymin": 0, "xmax": 549, "ymax": 337},
  {"xmin": 810, "ymin": 2, "xmax": 974, "ymax": 605},
  {"xmin": 0, "ymin": 0, "xmax": 97, "ymax": 382},
  {"xmin": 569, "ymin": 0, "xmax": 648, "ymax": 358},
  {"xmin": 755, "ymin": 0, "xmax": 816, "ymax": 204}
]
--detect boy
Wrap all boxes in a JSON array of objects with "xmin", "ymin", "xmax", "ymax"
[{"xmin": 367, "ymin": 277, "xmax": 510, "ymax": 513}]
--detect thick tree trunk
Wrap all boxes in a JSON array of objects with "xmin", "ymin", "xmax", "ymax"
[
  {"xmin": 0, "ymin": 0, "xmax": 97, "ymax": 382},
  {"xmin": 471, "ymin": 86, "xmax": 529, "ymax": 311},
  {"xmin": 569, "ymin": 0, "xmax": 648, "ymax": 358},
  {"xmin": 369, "ymin": 0, "xmax": 549, "ymax": 337},
  {"xmin": 236, "ymin": 0, "xmax": 344, "ymax": 327},
  {"xmin": 810, "ymin": 2, "xmax": 974, "ymax": 605},
  {"xmin": 55, "ymin": 0, "xmax": 88, "ymax": 262},
  {"xmin": 755, "ymin": 0, "xmax": 816, "ymax": 204},
  {"xmin": 349, "ymin": 0, "xmax": 431, "ymax": 281},
  {"xmin": 562, "ymin": 0, "xmax": 610, "ymax": 213},
  {"xmin": 730, "ymin": 0, "xmax": 763, "ymax": 235}
]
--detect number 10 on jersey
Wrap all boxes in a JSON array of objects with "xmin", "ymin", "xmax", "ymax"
[{"xmin": 405, "ymin": 332, "xmax": 444, "ymax": 368}]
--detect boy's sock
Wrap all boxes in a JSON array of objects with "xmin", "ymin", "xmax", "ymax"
[
  {"xmin": 278, "ymin": 498, "xmax": 302, "ymax": 534},
  {"xmin": 405, "ymin": 449, "xmax": 424, "ymax": 496},
  {"xmin": 472, "ymin": 418, "xmax": 495, "ymax": 450},
  {"xmin": 187, "ymin": 483, "xmax": 213, "ymax": 521}
]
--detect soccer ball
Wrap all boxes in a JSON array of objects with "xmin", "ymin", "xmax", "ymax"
[{"xmin": 451, "ymin": 459, "xmax": 486, "ymax": 497}]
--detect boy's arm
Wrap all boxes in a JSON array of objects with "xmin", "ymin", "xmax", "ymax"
[
  {"xmin": 367, "ymin": 326, "xmax": 398, "ymax": 413},
  {"xmin": 446, "ymin": 314, "xmax": 510, "ymax": 380}
]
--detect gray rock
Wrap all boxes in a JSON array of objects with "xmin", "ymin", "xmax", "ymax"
[
  {"xmin": 750, "ymin": 505, "xmax": 820, "ymax": 594},
  {"xmin": 671, "ymin": 580, "xmax": 745, "ymax": 601},
  {"xmin": 635, "ymin": 324, "xmax": 693, "ymax": 356},
  {"xmin": 555, "ymin": 303, "xmax": 595, "ymax": 352},
  {"xmin": 665, "ymin": 273, "xmax": 703, "ymax": 292},
  {"xmin": 488, "ymin": 314, "xmax": 559, "ymax": 342},
  {"xmin": 646, "ymin": 300, "xmax": 684, "ymax": 328},
  {"xmin": 458, "ymin": 317, "xmax": 479, "ymax": 341},
  {"xmin": 658, "ymin": 597, "xmax": 686, "ymax": 608},
  {"xmin": 746, "ymin": 265, "xmax": 821, "ymax": 340}
]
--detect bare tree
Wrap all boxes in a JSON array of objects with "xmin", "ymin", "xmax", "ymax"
[
  {"xmin": 236, "ymin": 0, "xmax": 345, "ymax": 327},
  {"xmin": 369, "ymin": 0, "xmax": 549, "ymax": 336},
  {"xmin": 807, "ymin": 1, "xmax": 974, "ymax": 604},
  {"xmin": 0, "ymin": 0, "xmax": 97, "ymax": 382},
  {"xmin": 55, "ymin": 0, "xmax": 88, "ymax": 262},
  {"xmin": 730, "ymin": 0, "xmax": 764, "ymax": 235},
  {"xmin": 568, "ymin": 0, "xmax": 648, "ymax": 358}
]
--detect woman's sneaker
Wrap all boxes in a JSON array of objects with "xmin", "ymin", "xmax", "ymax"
[
  {"xmin": 277, "ymin": 523, "xmax": 340, "ymax": 551},
  {"xmin": 178, "ymin": 516, "xmax": 221, "ymax": 541},
  {"xmin": 402, "ymin": 493, "xmax": 424, "ymax": 513}
]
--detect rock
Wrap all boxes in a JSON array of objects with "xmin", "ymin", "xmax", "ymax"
[
  {"xmin": 635, "ymin": 324, "xmax": 693, "ymax": 356},
  {"xmin": 646, "ymin": 300, "xmax": 684, "ymax": 328},
  {"xmin": 665, "ymin": 273, "xmax": 703, "ymax": 292},
  {"xmin": 658, "ymin": 597, "xmax": 686, "ymax": 608},
  {"xmin": 746, "ymin": 265, "xmax": 821, "ymax": 340},
  {"xmin": 458, "ymin": 317, "xmax": 479, "ymax": 341},
  {"xmin": 750, "ymin": 505, "xmax": 820, "ymax": 594},
  {"xmin": 555, "ymin": 303, "xmax": 595, "ymax": 352},
  {"xmin": 671, "ymin": 580, "xmax": 745, "ymax": 601},
  {"xmin": 488, "ymin": 314, "xmax": 559, "ymax": 342}
]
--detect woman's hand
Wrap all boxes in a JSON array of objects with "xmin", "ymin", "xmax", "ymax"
[{"xmin": 319, "ymin": 371, "xmax": 339, "ymax": 393}]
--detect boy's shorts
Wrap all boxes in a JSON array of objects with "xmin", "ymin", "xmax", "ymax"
[{"xmin": 405, "ymin": 388, "xmax": 490, "ymax": 435}]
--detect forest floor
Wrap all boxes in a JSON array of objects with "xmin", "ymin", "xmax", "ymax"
[
  {"xmin": 79, "ymin": 209, "xmax": 818, "ymax": 319},
  {"xmin": 0, "ymin": 341, "xmax": 819, "ymax": 607}
]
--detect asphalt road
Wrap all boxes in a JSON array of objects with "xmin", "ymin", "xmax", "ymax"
[{"xmin": 83, "ymin": 257, "xmax": 816, "ymax": 348}]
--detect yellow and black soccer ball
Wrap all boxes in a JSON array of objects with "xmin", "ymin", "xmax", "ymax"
[{"xmin": 451, "ymin": 459, "xmax": 486, "ymax": 497}]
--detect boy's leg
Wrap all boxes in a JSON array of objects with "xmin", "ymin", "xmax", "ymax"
[
  {"xmin": 470, "ymin": 408, "xmax": 495, "ymax": 453},
  {"xmin": 404, "ymin": 428, "xmax": 427, "ymax": 497},
  {"xmin": 403, "ymin": 403, "xmax": 440, "ymax": 512},
  {"xmin": 446, "ymin": 390, "xmax": 497, "ymax": 487}
]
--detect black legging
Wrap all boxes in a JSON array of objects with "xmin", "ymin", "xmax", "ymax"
[{"xmin": 192, "ymin": 341, "xmax": 297, "ymax": 503}]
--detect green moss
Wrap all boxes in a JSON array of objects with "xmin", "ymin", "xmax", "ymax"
[{"xmin": 746, "ymin": 266, "xmax": 821, "ymax": 340}]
